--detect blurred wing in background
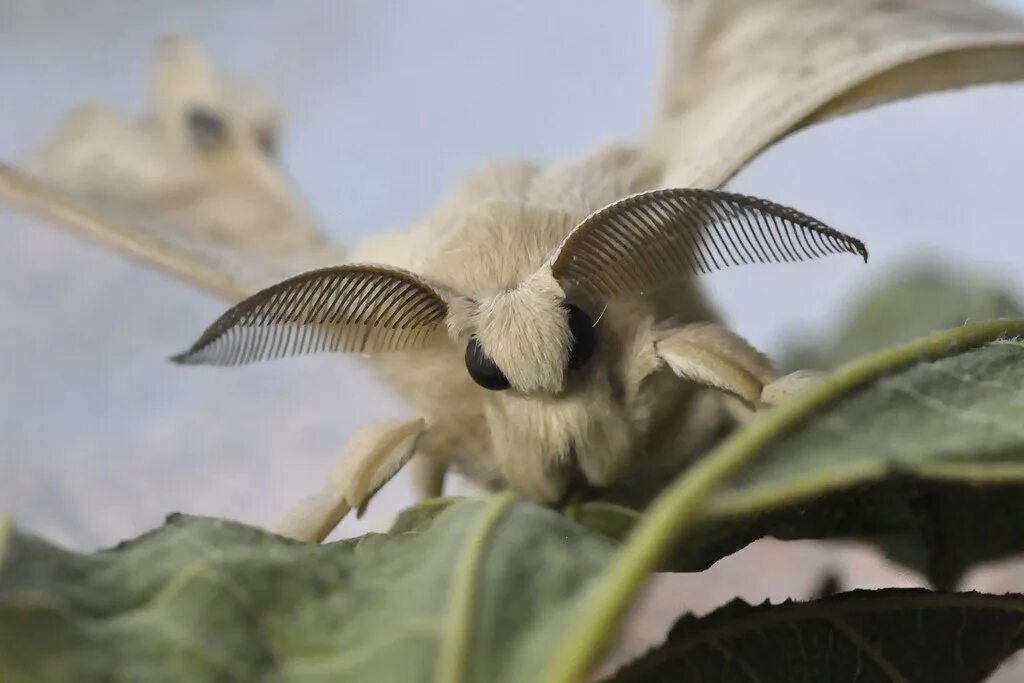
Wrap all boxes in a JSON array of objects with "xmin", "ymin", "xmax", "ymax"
[
  {"xmin": 654, "ymin": 0, "xmax": 1024, "ymax": 188},
  {"xmin": 6, "ymin": 4, "xmax": 1024, "ymax": 301},
  {"xmin": 0, "ymin": 35, "xmax": 346, "ymax": 303}
]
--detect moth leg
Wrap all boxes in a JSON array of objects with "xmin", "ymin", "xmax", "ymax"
[
  {"xmin": 409, "ymin": 453, "xmax": 448, "ymax": 500},
  {"xmin": 720, "ymin": 395, "xmax": 758, "ymax": 425},
  {"xmin": 655, "ymin": 322, "xmax": 775, "ymax": 408},
  {"xmin": 275, "ymin": 493, "xmax": 352, "ymax": 545},
  {"xmin": 275, "ymin": 417, "xmax": 426, "ymax": 542},
  {"xmin": 761, "ymin": 369, "xmax": 825, "ymax": 406}
]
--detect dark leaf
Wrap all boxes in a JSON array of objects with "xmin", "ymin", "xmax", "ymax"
[{"xmin": 606, "ymin": 589, "xmax": 1024, "ymax": 683}]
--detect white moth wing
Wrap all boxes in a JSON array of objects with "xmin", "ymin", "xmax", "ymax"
[
  {"xmin": 0, "ymin": 34, "xmax": 347, "ymax": 304},
  {"xmin": 0, "ymin": 160, "xmax": 345, "ymax": 302},
  {"xmin": 27, "ymin": 106, "xmax": 198, "ymax": 202},
  {"xmin": 654, "ymin": 0, "xmax": 1024, "ymax": 188}
]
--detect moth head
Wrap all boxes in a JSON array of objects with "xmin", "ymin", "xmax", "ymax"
[
  {"xmin": 171, "ymin": 262, "xmax": 599, "ymax": 397},
  {"xmin": 457, "ymin": 270, "xmax": 598, "ymax": 394},
  {"xmin": 460, "ymin": 188, "xmax": 867, "ymax": 394}
]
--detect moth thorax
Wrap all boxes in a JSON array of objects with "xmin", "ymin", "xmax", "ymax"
[{"xmin": 472, "ymin": 269, "xmax": 570, "ymax": 394}]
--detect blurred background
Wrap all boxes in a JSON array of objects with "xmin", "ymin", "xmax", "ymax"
[{"xmin": 1, "ymin": 0, "xmax": 1024, "ymax": 675}]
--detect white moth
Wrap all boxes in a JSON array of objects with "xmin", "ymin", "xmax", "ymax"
[{"xmin": 2, "ymin": 0, "xmax": 1024, "ymax": 543}]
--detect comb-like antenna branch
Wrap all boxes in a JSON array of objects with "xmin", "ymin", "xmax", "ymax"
[
  {"xmin": 550, "ymin": 188, "xmax": 867, "ymax": 298},
  {"xmin": 172, "ymin": 264, "xmax": 451, "ymax": 366}
]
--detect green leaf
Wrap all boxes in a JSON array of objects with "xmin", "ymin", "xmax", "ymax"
[
  {"xmin": 541, "ymin": 320, "xmax": 1024, "ymax": 681},
  {"xmin": 708, "ymin": 337, "xmax": 1024, "ymax": 583},
  {"xmin": 0, "ymin": 496, "xmax": 614, "ymax": 683},
  {"xmin": 605, "ymin": 589, "xmax": 1024, "ymax": 683},
  {"xmin": 7, "ymin": 323, "xmax": 1024, "ymax": 683},
  {"xmin": 695, "ymin": 359, "xmax": 1024, "ymax": 577},
  {"xmin": 388, "ymin": 496, "xmax": 461, "ymax": 533},
  {"xmin": 575, "ymin": 333, "xmax": 1024, "ymax": 586}
]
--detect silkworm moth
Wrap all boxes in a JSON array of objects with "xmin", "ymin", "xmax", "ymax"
[
  {"xmin": 173, "ymin": 156, "xmax": 868, "ymax": 541},
  {"xmin": 2, "ymin": 0, "xmax": 1023, "ymax": 543}
]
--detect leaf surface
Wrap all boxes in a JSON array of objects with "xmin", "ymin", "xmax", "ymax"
[
  {"xmin": 542, "ymin": 320, "xmax": 1024, "ymax": 681},
  {"xmin": 574, "ymin": 327, "xmax": 1024, "ymax": 587},
  {"xmin": 0, "ymin": 497, "xmax": 613, "ymax": 683},
  {"xmin": 606, "ymin": 589, "xmax": 1024, "ymax": 683}
]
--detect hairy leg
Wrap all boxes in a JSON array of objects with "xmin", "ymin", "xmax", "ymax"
[
  {"xmin": 409, "ymin": 453, "xmax": 448, "ymax": 500},
  {"xmin": 655, "ymin": 322, "xmax": 774, "ymax": 407},
  {"xmin": 760, "ymin": 369, "xmax": 824, "ymax": 405},
  {"xmin": 276, "ymin": 417, "xmax": 426, "ymax": 542}
]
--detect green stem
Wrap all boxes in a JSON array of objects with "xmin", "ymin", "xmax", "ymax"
[{"xmin": 543, "ymin": 319, "xmax": 1024, "ymax": 682}]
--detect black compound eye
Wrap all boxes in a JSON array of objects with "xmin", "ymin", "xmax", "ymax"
[
  {"xmin": 566, "ymin": 304, "xmax": 597, "ymax": 371},
  {"xmin": 186, "ymin": 107, "xmax": 229, "ymax": 152},
  {"xmin": 465, "ymin": 336, "xmax": 510, "ymax": 391}
]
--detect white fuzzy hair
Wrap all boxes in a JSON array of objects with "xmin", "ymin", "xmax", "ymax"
[{"xmin": 352, "ymin": 143, "xmax": 725, "ymax": 500}]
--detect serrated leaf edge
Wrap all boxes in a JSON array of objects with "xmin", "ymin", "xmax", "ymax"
[{"xmin": 610, "ymin": 589, "xmax": 1024, "ymax": 681}]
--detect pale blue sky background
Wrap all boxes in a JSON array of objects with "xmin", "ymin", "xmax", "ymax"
[{"xmin": 1, "ymin": 1, "xmax": 1023, "ymax": 551}]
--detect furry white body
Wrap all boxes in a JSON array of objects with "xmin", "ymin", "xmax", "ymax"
[{"xmin": 352, "ymin": 146, "xmax": 744, "ymax": 501}]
